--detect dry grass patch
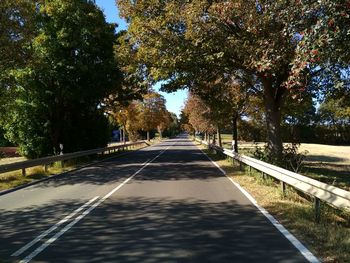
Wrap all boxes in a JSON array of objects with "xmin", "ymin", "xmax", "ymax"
[
  {"xmin": 0, "ymin": 163, "xmax": 76, "ymax": 191},
  {"xmin": 217, "ymin": 134, "xmax": 350, "ymax": 191},
  {"xmin": 0, "ymin": 144, "xmax": 148, "ymax": 192},
  {"xmin": 299, "ymin": 144, "xmax": 350, "ymax": 165},
  {"xmin": 197, "ymin": 143, "xmax": 350, "ymax": 263},
  {"xmin": 0, "ymin": 156, "xmax": 27, "ymax": 166}
]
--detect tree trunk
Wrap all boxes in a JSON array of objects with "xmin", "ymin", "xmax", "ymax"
[
  {"xmin": 232, "ymin": 114, "xmax": 238, "ymax": 153},
  {"xmin": 204, "ymin": 132, "xmax": 207, "ymax": 142},
  {"xmin": 262, "ymin": 77, "xmax": 285, "ymax": 161},
  {"xmin": 217, "ymin": 126, "xmax": 222, "ymax": 147},
  {"xmin": 159, "ymin": 130, "xmax": 162, "ymax": 140},
  {"xmin": 52, "ymin": 127, "xmax": 60, "ymax": 154},
  {"xmin": 147, "ymin": 131, "xmax": 150, "ymax": 141},
  {"xmin": 122, "ymin": 127, "xmax": 126, "ymax": 144}
]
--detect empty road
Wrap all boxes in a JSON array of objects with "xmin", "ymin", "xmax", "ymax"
[{"xmin": 0, "ymin": 136, "xmax": 317, "ymax": 262}]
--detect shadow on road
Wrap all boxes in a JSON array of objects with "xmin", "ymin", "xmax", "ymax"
[
  {"xmin": 0, "ymin": 196, "xmax": 306, "ymax": 262},
  {"xmin": 24, "ymin": 146, "xmax": 223, "ymax": 188},
  {"xmin": 0, "ymin": 137, "xmax": 308, "ymax": 262}
]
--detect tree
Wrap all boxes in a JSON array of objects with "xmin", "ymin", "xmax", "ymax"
[
  {"xmin": 183, "ymin": 93, "xmax": 216, "ymax": 141},
  {"xmin": 112, "ymin": 107, "xmax": 128, "ymax": 143},
  {"xmin": 316, "ymin": 91, "xmax": 350, "ymax": 144},
  {"xmin": 164, "ymin": 112, "xmax": 180, "ymax": 137},
  {"xmin": 118, "ymin": 0, "xmax": 350, "ymax": 160},
  {"xmin": 157, "ymin": 111, "xmax": 171, "ymax": 139},
  {"xmin": 138, "ymin": 91, "xmax": 168, "ymax": 141},
  {"xmin": 192, "ymin": 75, "xmax": 250, "ymax": 151},
  {"xmin": 3, "ymin": 0, "xmax": 122, "ymax": 158},
  {"xmin": 0, "ymin": 0, "xmax": 37, "ymax": 128},
  {"xmin": 179, "ymin": 110, "xmax": 194, "ymax": 135}
]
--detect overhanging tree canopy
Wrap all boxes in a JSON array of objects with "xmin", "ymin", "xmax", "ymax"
[{"xmin": 118, "ymin": 0, "xmax": 350, "ymax": 159}]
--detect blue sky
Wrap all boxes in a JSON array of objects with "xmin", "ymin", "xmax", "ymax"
[{"xmin": 95, "ymin": 0, "xmax": 187, "ymax": 117}]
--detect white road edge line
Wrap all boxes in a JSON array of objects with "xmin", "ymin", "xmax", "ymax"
[
  {"xmin": 197, "ymin": 145, "xmax": 320, "ymax": 263},
  {"xmin": 20, "ymin": 143, "xmax": 173, "ymax": 263},
  {"xmin": 11, "ymin": 196, "xmax": 99, "ymax": 257}
]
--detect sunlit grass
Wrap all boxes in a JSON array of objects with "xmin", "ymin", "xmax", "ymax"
[
  {"xmin": 198, "ymin": 142, "xmax": 350, "ymax": 263},
  {"xmin": 0, "ymin": 156, "xmax": 27, "ymax": 166},
  {"xmin": 217, "ymin": 134, "xmax": 350, "ymax": 190}
]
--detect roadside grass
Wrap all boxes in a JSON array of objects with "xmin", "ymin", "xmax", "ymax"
[
  {"xmin": 0, "ymin": 143, "xmax": 147, "ymax": 192},
  {"xmin": 198, "ymin": 144, "xmax": 350, "ymax": 263},
  {"xmin": 303, "ymin": 163, "xmax": 350, "ymax": 191},
  {"xmin": 0, "ymin": 157, "xmax": 26, "ymax": 166},
  {"xmin": 0, "ymin": 167, "xmax": 50, "ymax": 191},
  {"xmin": 218, "ymin": 134, "xmax": 350, "ymax": 191},
  {"xmin": 0, "ymin": 157, "xmax": 93, "ymax": 191}
]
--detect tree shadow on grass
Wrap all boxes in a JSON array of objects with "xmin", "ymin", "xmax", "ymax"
[
  {"xmin": 303, "ymin": 163, "xmax": 350, "ymax": 190},
  {"xmin": 305, "ymin": 155, "xmax": 347, "ymax": 163}
]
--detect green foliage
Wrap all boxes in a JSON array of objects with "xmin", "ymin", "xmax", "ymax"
[
  {"xmin": 118, "ymin": 0, "xmax": 350, "ymax": 160},
  {"xmin": 238, "ymin": 120, "xmax": 265, "ymax": 142},
  {"xmin": 2, "ymin": 0, "xmax": 122, "ymax": 158},
  {"xmin": 0, "ymin": 0, "xmax": 37, "ymax": 120},
  {"xmin": 0, "ymin": 128, "xmax": 12, "ymax": 147},
  {"xmin": 252, "ymin": 143, "xmax": 308, "ymax": 173},
  {"xmin": 162, "ymin": 112, "xmax": 180, "ymax": 137},
  {"xmin": 137, "ymin": 91, "xmax": 168, "ymax": 133}
]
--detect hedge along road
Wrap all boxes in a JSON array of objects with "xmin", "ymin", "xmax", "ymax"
[{"xmin": 0, "ymin": 135, "xmax": 318, "ymax": 263}]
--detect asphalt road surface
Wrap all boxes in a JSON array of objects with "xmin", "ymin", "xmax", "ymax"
[{"xmin": 0, "ymin": 135, "xmax": 316, "ymax": 263}]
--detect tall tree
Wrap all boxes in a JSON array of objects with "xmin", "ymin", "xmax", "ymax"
[
  {"xmin": 138, "ymin": 91, "xmax": 168, "ymax": 141},
  {"xmin": 192, "ymin": 75, "xmax": 250, "ymax": 152},
  {"xmin": 157, "ymin": 111, "xmax": 171, "ymax": 139},
  {"xmin": 0, "ymin": 0, "xmax": 36, "ymax": 124},
  {"xmin": 114, "ymin": 101, "xmax": 142, "ymax": 142},
  {"xmin": 183, "ymin": 93, "xmax": 216, "ymax": 140},
  {"xmin": 118, "ymin": 0, "xmax": 350, "ymax": 160},
  {"xmin": 3, "ymin": 0, "xmax": 122, "ymax": 158}
]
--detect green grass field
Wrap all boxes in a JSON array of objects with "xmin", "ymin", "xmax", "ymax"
[{"xmin": 220, "ymin": 134, "xmax": 350, "ymax": 190}]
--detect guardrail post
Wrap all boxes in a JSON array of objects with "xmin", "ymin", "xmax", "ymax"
[
  {"xmin": 248, "ymin": 166, "xmax": 252, "ymax": 175},
  {"xmin": 60, "ymin": 160, "xmax": 64, "ymax": 168},
  {"xmin": 22, "ymin": 168, "xmax": 26, "ymax": 176},
  {"xmin": 314, "ymin": 197, "xmax": 321, "ymax": 223},
  {"xmin": 281, "ymin": 181, "xmax": 286, "ymax": 197},
  {"xmin": 44, "ymin": 165, "xmax": 49, "ymax": 173}
]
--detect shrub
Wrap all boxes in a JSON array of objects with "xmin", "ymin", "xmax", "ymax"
[{"xmin": 252, "ymin": 143, "xmax": 308, "ymax": 173}]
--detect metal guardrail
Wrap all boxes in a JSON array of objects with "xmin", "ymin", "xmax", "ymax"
[
  {"xmin": 0, "ymin": 141, "xmax": 148, "ymax": 176},
  {"xmin": 195, "ymin": 138, "xmax": 350, "ymax": 221}
]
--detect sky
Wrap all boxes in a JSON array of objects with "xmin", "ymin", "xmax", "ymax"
[{"xmin": 95, "ymin": 0, "xmax": 188, "ymax": 117}]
